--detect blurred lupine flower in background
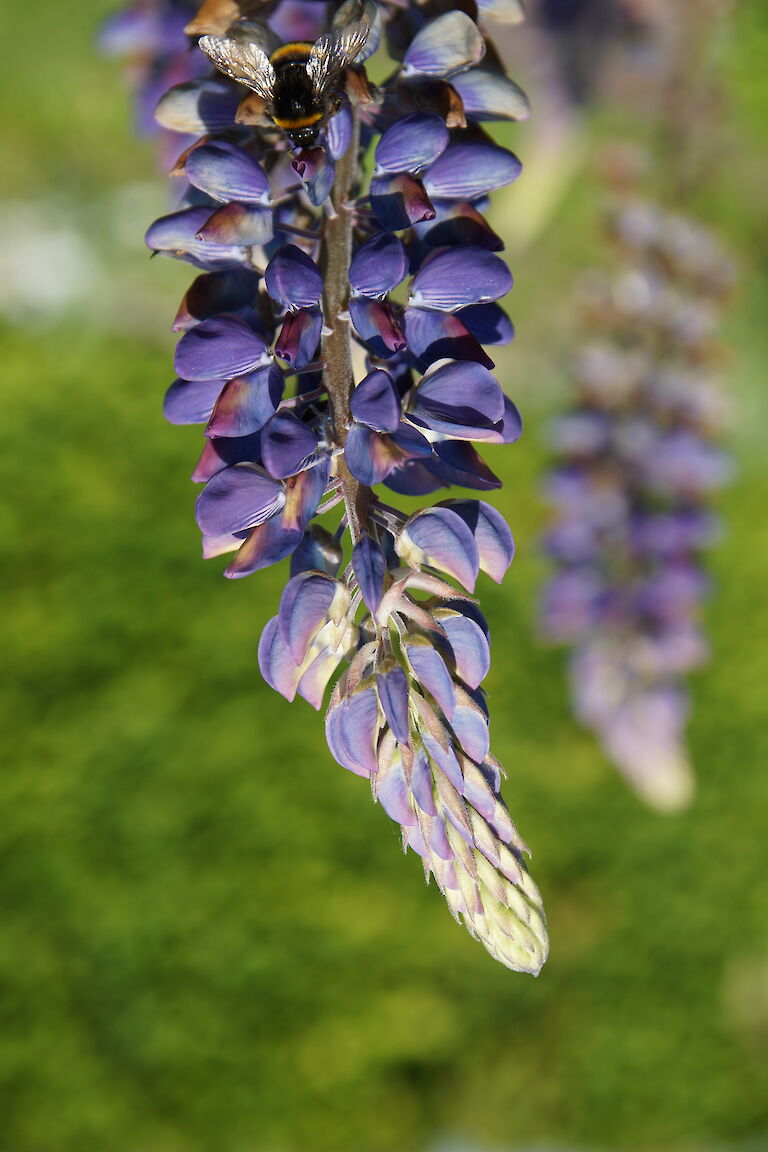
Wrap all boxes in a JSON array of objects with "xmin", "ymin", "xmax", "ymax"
[
  {"xmin": 540, "ymin": 198, "xmax": 734, "ymax": 811},
  {"xmin": 126, "ymin": 0, "xmax": 548, "ymax": 971}
]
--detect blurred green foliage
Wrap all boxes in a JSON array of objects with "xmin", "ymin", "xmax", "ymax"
[{"xmin": 0, "ymin": 2, "xmax": 767, "ymax": 1150}]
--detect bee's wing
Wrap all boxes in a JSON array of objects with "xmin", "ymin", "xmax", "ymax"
[
  {"xmin": 198, "ymin": 34, "xmax": 276, "ymax": 102},
  {"xmin": 306, "ymin": 19, "xmax": 371, "ymax": 99}
]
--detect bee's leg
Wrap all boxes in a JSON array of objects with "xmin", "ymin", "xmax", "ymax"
[{"xmin": 327, "ymin": 91, "xmax": 343, "ymax": 117}]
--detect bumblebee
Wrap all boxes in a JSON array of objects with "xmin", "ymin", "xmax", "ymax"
[{"xmin": 199, "ymin": 2, "xmax": 375, "ymax": 147}]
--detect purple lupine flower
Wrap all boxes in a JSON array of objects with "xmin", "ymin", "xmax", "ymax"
[
  {"xmin": 137, "ymin": 0, "xmax": 547, "ymax": 971},
  {"xmin": 540, "ymin": 199, "xmax": 734, "ymax": 811}
]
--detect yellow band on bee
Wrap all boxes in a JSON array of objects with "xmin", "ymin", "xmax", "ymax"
[
  {"xmin": 269, "ymin": 42, "xmax": 313, "ymax": 64},
  {"xmin": 273, "ymin": 111, "xmax": 323, "ymax": 129}
]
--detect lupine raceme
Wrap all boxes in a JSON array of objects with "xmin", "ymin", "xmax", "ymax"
[
  {"xmin": 137, "ymin": 0, "xmax": 547, "ymax": 972},
  {"xmin": 540, "ymin": 198, "xmax": 733, "ymax": 811}
]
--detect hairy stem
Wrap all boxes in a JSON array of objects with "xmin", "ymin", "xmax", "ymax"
[{"xmin": 321, "ymin": 101, "xmax": 371, "ymax": 544}]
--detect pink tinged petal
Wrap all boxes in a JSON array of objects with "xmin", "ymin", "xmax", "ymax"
[
  {"xmin": 164, "ymin": 378, "xmax": 224, "ymax": 425},
  {"xmin": 292, "ymin": 147, "xmax": 335, "ymax": 206},
  {"xmin": 351, "ymin": 534, "xmax": 387, "ymax": 613},
  {"xmin": 350, "ymin": 369, "xmax": 401, "ymax": 432},
  {"xmin": 476, "ymin": 0, "xmax": 525, "ymax": 21},
  {"xmin": 461, "ymin": 759, "xmax": 498, "ymax": 823},
  {"xmin": 375, "ymin": 747, "xmax": 418, "ymax": 826},
  {"xmin": 261, "ymin": 410, "xmax": 318, "ymax": 479},
  {"xmin": 423, "ymin": 141, "xmax": 522, "ymax": 201},
  {"xmin": 377, "ymin": 667, "xmax": 411, "ymax": 744},
  {"xmin": 297, "ymin": 648, "xmax": 344, "ymax": 710},
  {"xmin": 349, "ymin": 299, "xmax": 406, "ymax": 357},
  {"xmin": 258, "ymin": 617, "xmax": 302, "ymax": 702},
  {"xmin": 265, "ymin": 245, "xmax": 323, "ymax": 311},
  {"xmin": 403, "ymin": 307, "xmax": 494, "ymax": 372},
  {"xmin": 402, "ymin": 12, "xmax": 485, "ymax": 78},
  {"xmin": 225, "ymin": 512, "xmax": 302, "ymax": 578},
  {"xmin": 409, "ymin": 747, "xmax": 437, "ymax": 815},
  {"xmin": 345, "ymin": 424, "xmax": 396, "ymax": 486},
  {"xmin": 326, "ymin": 100, "xmax": 352, "ymax": 160},
  {"xmin": 350, "ymin": 233, "xmax": 408, "ymax": 297},
  {"xmin": 173, "ymin": 268, "xmax": 260, "ymax": 331},
  {"xmin": 197, "ymin": 202, "xmax": 273, "ymax": 246},
  {"xmin": 404, "ymin": 640, "xmax": 456, "ymax": 719},
  {"xmin": 441, "ymin": 500, "xmax": 514, "ymax": 582},
  {"xmin": 202, "ymin": 531, "xmax": 244, "ymax": 558},
  {"xmin": 458, "ymin": 302, "xmax": 514, "ymax": 345},
  {"xmin": 154, "ymin": 77, "xmax": 241, "ymax": 134},
  {"xmin": 290, "ymin": 525, "xmax": 343, "ymax": 578},
  {"xmin": 195, "ymin": 463, "xmax": 284, "ymax": 536},
  {"xmin": 326, "ymin": 687, "xmax": 381, "ymax": 777},
  {"xmin": 279, "ymin": 572, "xmax": 345, "ymax": 664},
  {"xmin": 145, "ymin": 207, "xmax": 246, "ymax": 270},
  {"xmin": 275, "ymin": 308, "xmax": 322, "ymax": 368},
  {"xmin": 280, "ymin": 457, "xmax": 331, "ymax": 533},
  {"xmin": 421, "ymin": 728, "xmax": 464, "ymax": 793},
  {"xmin": 191, "ymin": 432, "xmax": 262, "ymax": 484},
  {"xmin": 403, "ymin": 825, "xmax": 430, "ymax": 859},
  {"xmin": 397, "ymin": 507, "xmax": 480, "ymax": 591},
  {"xmin": 450, "ymin": 68, "xmax": 530, "ymax": 122},
  {"xmin": 438, "ymin": 613, "xmax": 491, "ymax": 689},
  {"xmin": 370, "ymin": 173, "xmax": 435, "ymax": 232},
  {"xmin": 374, "ymin": 114, "xmax": 449, "ymax": 175},
  {"xmin": 410, "ymin": 247, "xmax": 512, "ymax": 312},
  {"xmin": 185, "ymin": 141, "xmax": 271, "ymax": 204},
  {"xmin": 206, "ymin": 365, "xmax": 284, "ymax": 438},
  {"xmin": 174, "ymin": 317, "xmax": 268, "ymax": 381}
]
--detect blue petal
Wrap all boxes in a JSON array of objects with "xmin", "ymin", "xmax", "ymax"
[{"xmin": 374, "ymin": 114, "xmax": 449, "ymax": 175}]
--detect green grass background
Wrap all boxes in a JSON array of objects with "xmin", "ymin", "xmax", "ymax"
[{"xmin": 1, "ymin": 3, "xmax": 767, "ymax": 1150}]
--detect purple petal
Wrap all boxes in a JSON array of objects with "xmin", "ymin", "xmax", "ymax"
[
  {"xmin": 377, "ymin": 667, "xmax": 411, "ymax": 744},
  {"xmin": 325, "ymin": 101, "xmax": 353, "ymax": 160},
  {"xmin": 297, "ymin": 648, "xmax": 345, "ymax": 711},
  {"xmin": 290, "ymin": 525, "xmax": 344, "ymax": 578},
  {"xmin": 376, "ymin": 752, "xmax": 418, "ymax": 826},
  {"xmin": 409, "ymin": 747, "xmax": 437, "ymax": 815},
  {"xmin": 275, "ymin": 308, "xmax": 322, "ymax": 368},
  {"xmin": 154, "ymin": 78, "xmax": 241, "ymax": 135},
  {"xmin": 423, "ymin": 141, "xmax": 522, "ymax": 201},
  {"xmin": 441, "ymin": 500, "xmax": 514, "ymax": 582},
  {"xmin": 439, "ymin": 612, "xmax": 490, "ymax": 689},
  {"xmin": 261, "ymin": 410, "xmax": 318, "ymax": 479},
  {"xmin": 403, "ymin": 307, "xmax": 494, "ymax": 372},
  {"xmin": 326, "ymin": 687, "xmax": 380, "ymax": 777},
  {"xmin": 374, "ymin": 114, "xmax": 449, "ymax": 175},
  {"xmin": 420, "ymin": 727, "xmax": 464, "ymax": 794},
  {"xmin": 225, "ymin": 512, "xmax": 303, "ymax": 578},
  {"xmin": 146, "ymin": 207, "xmax": 247, "ymax": 270},
  {"xmin": 414, "ymin": 201, "xmax": 504, "ymax": 252},
  {"xmin": 428, "ymin": 441, "xmax": 502, "ymax": 490},
  {"xmin": 195, "ymin": 463, "xmax": 284, "ymax": 536},
  {"xmin": 192, "ymin": 433, "xmax": 263, "ymax": 484},
  {"xmin": 451, "ymin": 698, "xmax": 490, "ymax": 763},
  {"xmin": 404, "ymin": 641, "xmax": 456, "ymax": 719},
  {"xmin": 411, "ymin": 247, "xmax": 512, "ymax": 312},
  {"xmin": 173, "ymin": 268, "xmax": 260, "ymax": 332},
  {"xmin": 164, "ymin": 378, "xmax": 224, "ymax": 425},
  {"xmin": 281, "ymin": 458, "xmax": 331, "ymax": 533},
  {"xmin": 350, "ymin": 369, "xmax": 401, "ymax": 432},
  {"xmin": 258, "ymin": 617, "xmax": 302, "ymax": 701},
  {"xmin": 174, "ymin": 317, "xmax": 268, "ymax": 381},
  {"xmin": 279, "ymin": 572, "xmax": 342, "ymax": 663},
  {"xmin": 450, "ymin": 68, "xmax": 530, "ymax": 122},
  {"xmin": 458, "ymin": 303, "xmax": 514, "ymax": 345},
  {"xmin": 370, "ymin": 173, "xmax": 435, "ymax": 231},
  {"xmin": 186, "ymin": 141, "xmax": 271, "ymax": 204},
  {"xmin": 410, "ymin": 360, "xmax": 504, "ymax": 439},
  {"xmin": 352, "ymin": 533, "xmax": 387, "ymax": 613},
  {"xmin": 349, "ymin": 298, "xmax": 407, "ymax": 357},
  {"xmin": 206, "ymin": 365, "xmax": 284, "ymax": 438},
  {"xmin": 350, "ymin": 233, "xmax": 408, "ymax": 297},
  {"xmin": 197, "ymin": 202, "xmax": 273, "ymax": 247},
  {"xmin": 345, "ymin": 424, "xmax": 395, "ymax": 486},
  {"xmin": 402, "ymin": 12, "xmax": 485, "ymax": 78},
  {"xmin": 292, "ymin": 147, "xmax": 335, "ymax": 206},
  {"xmin": 398, "ymin": 507, "xmax": 479, "ymax": 591},
  {"xmin": 265, "ymin": 245, "xmax": 323, "ymax": 311}
]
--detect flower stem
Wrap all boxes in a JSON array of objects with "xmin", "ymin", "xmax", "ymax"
[{"xmin": 321, "ymin": 101, "xmax": 371, "ymax": 544}]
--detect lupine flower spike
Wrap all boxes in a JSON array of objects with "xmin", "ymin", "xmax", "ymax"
[
  {"xmin": 142, "ymin": 0, "xmax": 547, "ymax": 972},
  {"xmin": 540, "ymin": 199, "xmax": 733, "ymax": 811}
]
